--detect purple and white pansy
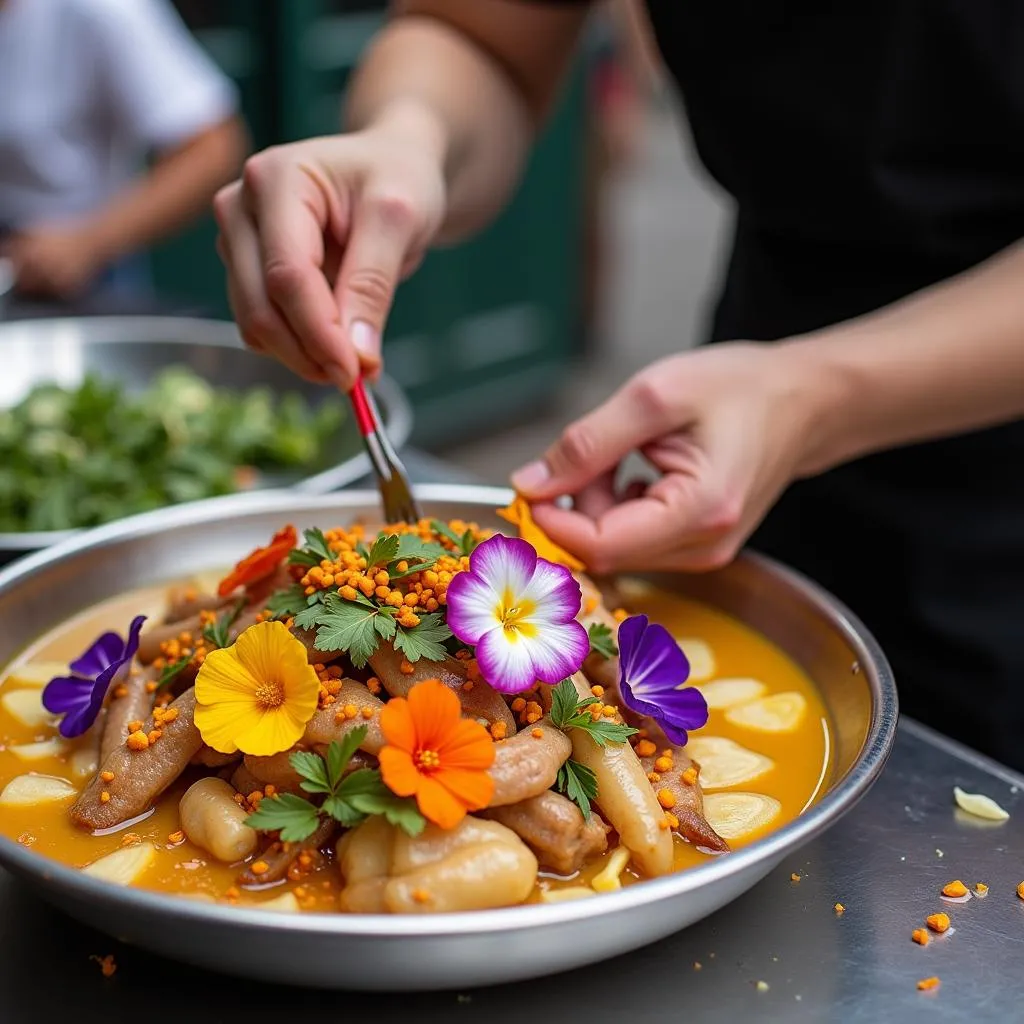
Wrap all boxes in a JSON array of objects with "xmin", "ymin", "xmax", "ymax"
[
  {"xmin": 445, "ymin": 534, "xmax": 589, "ymax": 694},
  {"xmin": 41, "ymin": 615, "xmax": 147, "ymax": 738}
]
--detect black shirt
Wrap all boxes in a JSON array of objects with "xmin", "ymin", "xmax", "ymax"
[{"xmin": 529, "ymin": 1, "xmax": 1024, "ymax": 766}]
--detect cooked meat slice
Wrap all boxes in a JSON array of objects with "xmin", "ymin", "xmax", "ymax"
[
  {"xmin": 192, "ymin": 746, "xmax": 241, "ymax": 768},
  {"xmin": 488, "ymin": 719, "xmax": 572, "ymax": 807},
  {"xmin": 164, "ymin": 585, "xmax": 233, "ymax": 624},
  {"xmin": 639, "ymin": 748, "xmax": 729, "ymax": 853},
  {"xmin": 302, "ymin": 679, "xmax": 386, "ymax": 752},
  {"xmin": 237, "ymin": 816, "xmax": 337, "ymax": 886},
  {"xmin": 100, "ymin": 664, "xmax": 158, "ymax": 764},
  {"xmin": 369, "ymin": 641, "xmax": 516, "ymax": 733},
  {"xmin": 482, "ymin": 790, "xmax": 609, "ymax": 874},
  {"xmin": 71, "ymin": 689, "xmax": 203, "ymax": 831}
]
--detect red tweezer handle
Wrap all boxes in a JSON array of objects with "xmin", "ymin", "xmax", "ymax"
[{"xmin": 349, "ymin": 377, "xmax": 376, "ymax": 437}]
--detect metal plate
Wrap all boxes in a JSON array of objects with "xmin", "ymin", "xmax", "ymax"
[
  {"xmin": 0, "ymin": 317, "xmax": 413, "ymax": 558},
  {"xmin": 0, "ymin": 485, "xmax": 898, "ymax": 991}
]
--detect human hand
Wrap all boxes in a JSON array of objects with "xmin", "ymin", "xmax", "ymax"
[
  {"xmin": 5, "ymin": 224, "xmax": 105, "ymax": 299},
  {"xmin": 510, "ymin": 342, "xmax": 832, "ymax": 573},
  {"xmin": 213, "ymin": 103, "xmax": 448, "ymax": 388}
]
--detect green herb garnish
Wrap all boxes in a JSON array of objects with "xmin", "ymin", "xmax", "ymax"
[
  {"xmin": 201, "ymin": 598, "xmax": 246, "ymax": 650},
  {"xmin": 549, "ymin": 679, "xmax": 638, "ymax": 747},
  {"xmin": 244, "ymin": 725, "xmax": 425, "ymax": 840},
  {"xmin": 156, "ymin": 656, "xmax": 191, "ymax": 691},
  {"xmin": 265, "ymin": 584, "xmax": 308, "ymax": 620},
  {"xmin": 287, "ymin": 527, "xmax": 335, "ymax": 567},
  {"xmin": 587, "ymin": 622, "xmax": 618, "ymax": 660},
  {"xmin": 556, "ymin": 759, "xmax": 599, "ymax": 818}
]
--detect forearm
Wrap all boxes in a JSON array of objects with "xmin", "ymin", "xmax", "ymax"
[
  {"xmin": 787, "ymin": 240, "xmax": 1024, "ymax": 475},
  {"xmin": 345, "ymin": 7, "xmax": 583, "ymax": 242},
  {"xmin": 86, "ymin": 117, "xmax": 246, "ymax": 262}
]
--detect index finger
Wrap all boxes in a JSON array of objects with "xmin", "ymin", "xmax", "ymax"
[{"xmin": 244, "ymin": 162, "xmax": 360, "ymax": 389}]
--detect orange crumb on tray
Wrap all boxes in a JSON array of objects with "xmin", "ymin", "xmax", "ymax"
[
  {"xmin": 834, "ymin": 903, "xmax": 845, "ymax": 915},
  {"xmin": 975, "ymin": 882, "xmax": 989, "ymax": 895},
  {"xmin": 926, "ymin": 912, "xmax": 950, "ymax": 933},
  {"xmin": 917, "ymin": 977, "xmax": 940, "ymax": 992},
  {"xmin": 790, "ymin": 873, "xmax": 801, "ymax": 883},
  {"xmin": 90, "ymin": 954, "xmax": 117, "ymax": 978},
  {"xmin": 1017, "ymin": 882, "xmax": 1024, "ymax": 901},
  {"xmin": 911, "ymin": 928, "xmax": 930, "ymax": 946},
  {"xmin": 942, "ymin": 880, "xmax": 968, "ymax": 898}
]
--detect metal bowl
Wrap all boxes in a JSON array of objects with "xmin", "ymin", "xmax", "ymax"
[
  {"xmin": 0, "ymin": 486, "xmax": 897, "ymax": 991},
  {"xmin": 0, "ymin": 317, "xmax": 413, "ymax": 563}
]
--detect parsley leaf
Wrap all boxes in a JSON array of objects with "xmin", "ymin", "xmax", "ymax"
[
  {"xmin": 429, "ymin": 519, "xmax": 463, "ymax": 548},
  {"xmin": 366, "ymin": 533, "xmax": 400, "ymax": 569},
  {"xmin": 156, "ymin": 656, "xmax": 191, "ymax": 691},
  {"xmin": 387, "ymin": 559, "xmax": 439, "ymax": 581},
  {"xmin": 293, "ymin": 601, "xmax": 324, "ymax": 631},
  {"xmin": 325, "ymin": 726, "xmax": 367, "ymax": 791},
  {"xmin": 395, "ymin": 534, "xmax": 449, "ymax": 562},
  {"xmin": 556, "ymin": 759, "xmax": 599, "ymax": 818},
  {"xmin": 373, "ymin": 611, "xmax": 397, "ymax": 640},
  {"xmin": 587, "ymin": 622, "xmax": 618, "ymax": 660},
  {"xmin": 393, "ymin": 612, "xmax": 452, "ymax": 663},
  {"xmin": 340, "ymin": 769, "xmax": 426, "ymax": 836},
  {"xmin": 265, "ymin": 584, "xmax": 308, "ymax": 620},
  {"xmin": 291, "ymin": 750, "xmax": 332, "ymax": 795},
  {"xmin": 202, "ymin": 598, "xmax": 246, "ymax": 650},
  {"xmin": 460, "ymin": 528, "xmax": 480, "ymax": 555},
  {"xmin": 288, "ymin": 526, "xmax": 334, "ymax": 566},
  {"xmin": 313, "ymin": 593, "xmax": 382, "ymax": 667},
  {"xmin": 244, "ymin": 793, "xmax": 321, "ymax": 842},
  {"xmin": 549, "ymin": 678, "xmax": 638, "ymax": 747}
]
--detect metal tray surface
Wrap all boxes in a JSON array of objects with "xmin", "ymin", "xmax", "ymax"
[
  {"xmin": 0, "ymin": 486, "xmax": 898, "ymax": 990},
  {"xmin": 0, "ymin": 317, "xmax": 413, "ymax": 558}
]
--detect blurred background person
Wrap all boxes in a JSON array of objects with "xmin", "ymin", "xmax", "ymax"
[{"xmin": 0, "ymin": 0, "xmax": 246, "ymax": 307}]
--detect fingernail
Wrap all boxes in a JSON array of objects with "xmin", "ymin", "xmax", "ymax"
[
  {"xmin": 511, "ymin": 461, "xmax": 550, "ymax": 493},
  {"xmin": 350, "ymin": 320, "xmax": 380, "ymax": 361}
]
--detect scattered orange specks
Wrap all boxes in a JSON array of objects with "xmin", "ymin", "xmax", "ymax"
[
  {"xmin": 99, "ymin": 791, "xmax": 111, "ymax": 804},
  {"xmin": 917, "ymin": 977, "xmax": 940, "ymax": 992},
  {"xmin": 1017, "ymin": 881, "xmax": 1024, "ymax": 901},
  {"xmin": 635, "ymin": 739, "xmax": 657, "ymax": 758},
  {"xmin": 790, "ymin": 873, "xmax": 801, "ymax": 883},
  {"xmin": 250, "ymin": 860, "xmax": 269, "ymax": 876},
  {"xmin": 834, "ymin": 903, "xmax": 845, "ymax": 915},
  {"xmin": 656, "ymin": 788, "xmax": 676, "ymax": 810},
  {"xmin": 167, "ymin": 830, "xmax": 185, "ymax": 846},
  {"xmin": 942, "ymin": 880, "xmax": 968, "ymax": 898},
  {"xmin": 654, "ymin": 755, "xmax": 674, "ymax": 773},
  {"xmin": 119, "ymin": 833, "xmax": 141, "ymax": 848},
  {"xmin": 926, "ymin": 912, "xmax": 950, "ymax": 934},
  {"xmin": 100, "ymin": 770, "xmax": 115, "ymax": 783},
  {"xmin": 531, "ymin": 728, "xmax": 544, "ymax": 739},
  {"xmin": 974, "ymin": 882, "xmax": 989, "ymax": 896},
  {"xmin": 412, "ymin": 888, "xmax": 432, "ymax": 904},
  {"xmin": 126, "ymin": 731, "xmax": 149, "ymax": 751},
  {"xmin": 90, "ymin": 954, "xmax": 117, "ymax": 978},
  {"xmin": 681, "ymin": 766, "xmax": 699, "ymax": 785},
  {"xmin": 911, "ymin": 928, "xmax": 930, "ymax": 946}
]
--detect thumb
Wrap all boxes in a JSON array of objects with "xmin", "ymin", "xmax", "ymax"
[
  {"xmin": 334, "ymin": 190, "xmax": 422, "ymax": 384},
  {"xmin": 511, "ymin": 376, "xmax": 674, "ymax": 499}
]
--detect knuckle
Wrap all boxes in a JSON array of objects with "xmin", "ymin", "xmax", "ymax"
[
  {"xmin": 263, "ymin": 260, "xmax": 305, "ymax": 303},
  {"xmin": 239, "ymin": 306, "xmax": 277, "ymax": 344},
  {"xmin": 555, "ymin": 422, "xmax": 599, "ymax": 471},
  {"xmin": 344, "ymin": 266, "xmax": 394, "ymax": 314},
  {"xmin": 627, "ymin": 374, "xmax": 673, "ymax": 428},
  {"xmin": 367, "ymin": 189, "xmax": 420, "ymax": 233},
  {"xmin": 704, "ymin": 493, "xmax": 743, "ymax": 533}
]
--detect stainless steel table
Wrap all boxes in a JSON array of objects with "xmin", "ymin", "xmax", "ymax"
[{"xmin": 2, "ymin": 454, "xmax": 1021, "ymax": 1021}]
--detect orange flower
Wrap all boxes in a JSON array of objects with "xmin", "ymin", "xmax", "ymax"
[
  {"xmin": 217, "ymin": 525, "xmax": 297, "ymax": 597},
  {"xmin": 378, "ymin": 679, "xmax": 495, "ymax": 829},
  {"xmin": 497, "ymin": 495, "xmax": 585, "ymax": 570}
]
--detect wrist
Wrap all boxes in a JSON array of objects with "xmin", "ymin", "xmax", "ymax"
[{"xmin": 364, "ymin": 98, "xmax": 452, "ymax": 178}]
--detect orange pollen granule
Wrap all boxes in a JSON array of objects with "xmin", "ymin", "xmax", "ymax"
[{"xmin": 415, "ymin": 749, "xmax": 441, "ymax": 771}]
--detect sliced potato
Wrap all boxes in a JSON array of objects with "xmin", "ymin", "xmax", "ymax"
[
  {"xmin": 81, "ymin": 843, "xmax": 157, "ymax": 885},
  {"xmin": 1, "ymin": 688, "xmax": 56, "ymax": 729},
  {"xmin": 1, "ymin": 661, "xmax": 67, "ymax": 689},
  {"xmin": 685, "ymin": 736, "xmax": 774, "ymax": 789},
  {"xmin": 9, "ymin": 738, "xmax": 67, "ymax": 762},
  {"xmin": 677, "ymin": 638, "xmax": 716, "ymax": 682},
  {"xmin": 0, "ymin": 774, "xmax": 77, "ymax": 807},
  {"xmin": 697, "ymin": 677, "xmax": 766, "ymax": 710},
  {"xmin": 725, "ymin": 691, "xmax": 807, "ymax": 732},
  {"xmin": 541, "ymin": 887, "xmax": 596, "ymax": 903},
  {"xmin": 260, "ymin": 891, "xmax": 301, "ymax": 913},
  {"xmin": 703, "ymin": 792, "xmax": 782, "ymax": 841},
  {"xmin": 68, "ymin": 747, "xmax": 99, "ymax": 782}
]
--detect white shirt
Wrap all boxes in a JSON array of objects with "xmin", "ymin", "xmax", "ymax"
[{"xmin": 0, "ymin": 0, "xmax": 238, "ymax": 230}]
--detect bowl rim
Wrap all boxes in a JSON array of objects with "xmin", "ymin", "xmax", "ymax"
[
  {"xmin": 0, "ymin": 316, "xmax": 413, "ymax": 549},
  {"xmin": 0, "ymin": 484, "xmax": 898, "ymax": 938}
]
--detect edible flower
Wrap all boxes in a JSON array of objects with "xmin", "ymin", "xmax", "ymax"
[
  {"xmin": 42, "ymin": 616, "xmax": 147, "ymax": 738},
  {"xmin": 496, "ymin": 495, "xmax": 585, "ymax": 570},
  {"xmin": 217, "ymin": 524, "xmax": 297, "ymax": 597},
  {"xmin": 617, "ymin": 614, "xmax": 709, "ymax": 745},
  {"xmin": 194, "ymin": 620, "xmax": 319, "ymax": 756},
  {"xmin": 445, "ymin": 534, "xmax": 589, "ymax": 693},
  {"xmin": 378, "ymin": 679, "xmax": 495, "ymax": 829}
]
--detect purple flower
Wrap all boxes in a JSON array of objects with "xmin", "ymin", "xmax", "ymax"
[
  {"xmin": 42, "ymin": 615, "xmax": 147, "ymax": 738},
  {"xmin": 446, "ymin": 534, "xmax": 589, "ymax": 694},
  {"xmin": 618, "ymin": 614, "xmax": 708, "ymax": 745}
]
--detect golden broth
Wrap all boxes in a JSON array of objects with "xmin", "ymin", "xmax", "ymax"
[{"xmin": 0, "ymin": 579, "xmax": 831, "ymax": 909}]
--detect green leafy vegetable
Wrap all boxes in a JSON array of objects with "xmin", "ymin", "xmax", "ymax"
[
  {"xmin": 392, "ymin": 612, "xmax": 453, "ymax": 664},
  {"xmin": 556, "ymin": 759, "xmax": 599, "ymax": 818},
  {"xmin": 156, "ymin": 657, "xmax": 191, "ymax": 691},
  {"xmin": 365, "ymin": 534, "xmax": 400, "ymax": 570},
  {"xmin": 201, "ymin": 599, "xmax": 246, "ymax": 650},
  {"xmin": 245, "ymin": 726, "xmax": 425, "ymax": 839},
  {"xmin": 288, "ymin": 527, "xmax": 335, "ymax": 567},
  {"xmin": 0, "ymin": 367, "xmax": 346, "ymax": 533},
  {"xmin": 313, "ymin": 594, "xmax": 383, "ymax": 667},
  {"xmin": 428, "ymin": 519, "xmax": 478, "ymax": 557},
  {"xmin": 265, "ymin": 585, "xmax": 308, "ymax": 620},
  {"xmin": 587, "ymin": 622, "xmax": 618, "ymax": 660},
  {"xmin": 549, "ymin": 679, "xmax": 638, "ymax": 747}
]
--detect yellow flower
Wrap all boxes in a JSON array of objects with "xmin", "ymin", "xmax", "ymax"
[
  {"xmin": 496, "ymin": 494, "xmax": 585, "ymax": 570},
  {"xmin": 194, "ymin": 621, "xmax": 319, "ymax": 756}
]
